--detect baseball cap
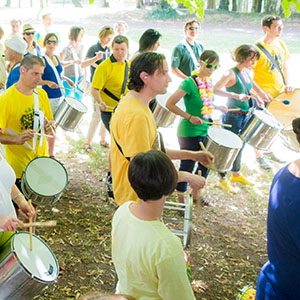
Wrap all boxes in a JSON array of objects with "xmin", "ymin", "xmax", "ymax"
[{"xmin": 5, "ymin": 35, "xmax": 27, "ymax": 55}]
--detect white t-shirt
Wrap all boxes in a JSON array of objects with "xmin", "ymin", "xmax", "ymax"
[{"xmin": 0, "ymin": 152, "xmax": 17, "ymax": 218}]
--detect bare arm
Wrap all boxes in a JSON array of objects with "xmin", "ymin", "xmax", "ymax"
[
  {"xmin": 282, "ymin": 59, "xmax": 295, "ymax": 93},
  {"xmin": 90, "ymin": 87, "xmax": 106, "ymax": 111},
  {"xmin": 81, "ymin": 53, "xmax": 103, "ymax": 69},
  {"xmin": 171, "ymin": 67, "xmax": 188, "ymax": 80},
  {"xmin": 0, "ymin": 129, "xmax": 35, "ymax": 145}
]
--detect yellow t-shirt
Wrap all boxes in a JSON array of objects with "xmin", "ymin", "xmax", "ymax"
[
  {"xmin": 110, "ymin": 96, "xmax": 157, "ymax": 206},
  {"xmin": 253, "ymin": 39, "xmax": 290, "ymax": 97},
  {"xmin": 91, "ymin": 55, "xmax": 130, "ymax": 112},
  {"xmin": 0, "ymin": 85, "xmax": 53, "ymax": 178}
]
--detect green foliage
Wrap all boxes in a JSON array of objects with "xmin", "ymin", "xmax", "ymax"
[
  {"xmin": 145, "ymin": 6, "xmax": 191, "ymax": 20},
  {"xmin": 167, "ymin": 0, "xmax": 205, "ymax": 19},
  {"xmin": 280, "ymin": 0, "xmax": 300, "ymax": 17}
]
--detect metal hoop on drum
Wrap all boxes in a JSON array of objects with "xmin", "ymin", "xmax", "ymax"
[{"xmin": 267, "ymin": 89, "xmax": 300, "ymax": 152}]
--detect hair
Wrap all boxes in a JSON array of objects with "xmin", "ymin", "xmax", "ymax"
[
  {"xmin": 292, "ymin": 118, "xmax": 300, "ymax": 144},
  {"xmin": 112, "ymin": 35, "xmax": 129, "ymax": 47},
  {"xmin": 42, "ymin": 12, "xmax": 51, "ymax": 19},
  {"xmin": 69, "ymin": 26, "xmax": 84, "ymax": 41},
  {"xmin": 21, "ymin": 55, "xmax": 45, "ymax": 70},
  {"xmin": 200, "ymin": 50, "xmax": 219, "ymax": 64},
  {"xmin": 77, "ymin": 293, "xmax": 136, "ymax": 300},
  {"xmin": 43, "ymin": 32, "xmax": 58, "ymax": 46},
  {"xmin": 128, "ymin": 150, "xmax": 178, "ymax": 201},
  {"xmin": 0, "ymin": 26, "xmax": 4, "ymax": 37},
  {"xmin": 262, "ymin": 15, "xmax": 281, "ymax": 28},
  {"xmin": 231, "ymin": 44, "xmax": 260, "ymax": 64},
  {"xmin": 10, "ymin": 19, "xmax": 22, "ymax": 25},
  {"xmin": 128, "ymin": 52, "xmax": 165, "ymax": 92},
  {"xmin": 138, "ymin": 29, "xmax": 161, "ymax": 52},
  {"xmin": 114, "ymin": 21, "xmax": 128, "ymax": 33},
  {"xmin": 98, "ymin": 25, "xmax": 114, "ymax": 41},
  {"xmin": 185, "ymin": 19, "xmax": 200, "ymax": 29}
]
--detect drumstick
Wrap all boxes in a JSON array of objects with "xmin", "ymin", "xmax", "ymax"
[
  {"xmin": 34, "ymin": 132, "xmax": 54, "ymax": 138},
  {"xmin": 251, "ymin": 91, "xmax": 290, "ymax": 105},
  {"xmin": 45, "ymin": 117, "xmax": 56, "ymax": 138},
  {"xmin": 227, "ymin": 108, "xmax": 241, "ymax": 112},
  {"xmin": 28, "ymin": 200, "xmax": 33, "ymax": 251},
  {"xmin": 203, "ymin": 121, "xmax": 232, "ymax": 128},
  {"xmin": 95, "ymin": 103, "xmax": 115, "ymax": 110},
  {"xmin": 199, "ymin": 142, "xmax": 214, "ymax": 169},
  {"xmin": 59, "ymin": 86, "xmax": 84, "ymax": 94},
  {"xmin": 23, "ymin": 220, "xmax": 57, "ymax": 227}
]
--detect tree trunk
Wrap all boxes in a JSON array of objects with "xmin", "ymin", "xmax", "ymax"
[
  {"xmin": 136, "ymin": 0, "xmax": 144, "ymax": 8},
  {"xmin": 252, "ymin": 0, "xmax": 262, "ymax": 12},
  {"xmin": 264, "ymin": 0, "xmax": 280, "ymax": 13},
  {"xmin": 207, "ymin": 0, "xmax": 216, "ymax": 9},
  {"xmin": 219, "ymin": 0, "xmax": 230, "ymax": 11},
  {"xmin": 159, "ymin": 0, "xmax": 170, "ymax": 9},
  {"xmin": 232, "ymin": 0, "xmax": 238, "ymax": 11}
]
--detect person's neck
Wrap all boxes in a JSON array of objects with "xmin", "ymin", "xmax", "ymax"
[
  {"xmin": 197, "ymin": 70, "xmax": 208, "ymax": 82},
  {"xmin": 186, "ymin": 36, "xmax": 195, "ymax": 45},
  {"xmin": 99, "ymin": 41, "xmax": 107, "ymax": 49},
  {"xmin": 126, "ymin": 89, "xmax": 155, "ymax": 107},
  {"xmin": 236, "ymin": 63, "xmax": 246, "ymax": 72},
  {"xmin": 263, "ymin": 34, "xmax": 276, "ymax": 45},
  {"xmin": 288, "ymin": 160, "xmax": 300, "ymax": 178},
  {"xmin": 130, "ymin": 197, "xmax": 165, "ymax": 221},
  {"xmin": 10, "ymin": 57, "xmax": 22, "ymax": 67},
  {"xmin": 70, "ymin": 40, "xmax": 77, "ymax": 47},
  {"xmin": 45, "ymin": 51, "xmax": 54, "ymax": 58},
  {"xmin": 116, "ymin": 57, "xmax": 125, "ymax": 64},
  {"xmin": 15, "ymin": 81, "xmax": 34, "ymax": 96}
]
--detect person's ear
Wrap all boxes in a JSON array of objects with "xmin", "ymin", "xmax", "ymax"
[{"xmin": 140, "ymin": 72, "xmax": 149, "ymax": 82}]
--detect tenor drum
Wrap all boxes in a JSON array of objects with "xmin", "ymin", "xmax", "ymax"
[
  {"xmin": 54, "ymin": 96, "xmax": 88, "ymax": 131},
  {"xmin": 21, "ymin": 157, "xmax": 68, "ymax": 206},
  {"xmin": 205, "ymin": 127, "xmax": 243, "ymax": 172},
  {"xmin": 268, "ymin": 89, "xmax": 300, "ymax": 152},
  {"xmin": 0, "ymin": 232, "xmax": 59, "ymax": 300},
  {"xmin": 239, "ymin": 109, "xmax": 283, "ymax": 150}
]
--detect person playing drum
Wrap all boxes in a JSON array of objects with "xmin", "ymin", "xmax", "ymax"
[
  {"xmin": 255, "ymin": 118, "xmax": 300, "ymax": 300},
  {"xmin": 0, "ymin": 55, "xmax": 54, "ymax": 206},
  {"xmin": 213, "ymin": 44, "xmax": 266, "ymax": 193},
  {"xmin": 166, "ymin": 50, "xmax": 226, "ymax": 204}
]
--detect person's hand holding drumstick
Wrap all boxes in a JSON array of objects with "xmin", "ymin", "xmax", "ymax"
[{"xmin": 0, "ymin": 216, "xmax": 24, "ymax": 232}]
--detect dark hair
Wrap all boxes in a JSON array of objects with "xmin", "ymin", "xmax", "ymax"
[
  {"xmin": 200, "ymin": 50, "xmax": 219, "ymax": 64},
  {"xmin": 185, "ymin": 19, "xmax": 200, "ymax": 29},
  {"xmin": 262, "ymin": 15, "xmax": 281, "ymax": 28},
  {"xmin": 112, "ymin": 35, "xmax": 129, "ymax": 47},
  {"xmin": 232, "ymin": 44, "xmax": 260, "ymax": 63},
  {"xmin": 128, "ymin": 52, "xmax": 165, "ymax": 92},
  {"xmin": 128, "ymin": 150, "xmax": 178, "ymax": 201},
  {"xmin": 69, "ymin": 26, "xmax": 84, "ymax": 41},
  {"xmin": 138, "ymin": 29, "xmax": 161, "ymax": 52},
  {"xmin": 43, "ymin": 32, "xmax": 58, "ymax": 46},
  {"xmin": 292, "ymin": 118, "xmax": 300, "ymax": 144},
  {"xmin": 21, "ymin": 55, "xmax": 45, "ymax": 69}
]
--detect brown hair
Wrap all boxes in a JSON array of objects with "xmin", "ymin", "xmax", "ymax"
[
  {"xmin": 262, "ymin": 15, "xmax": 281, "ymax": 28},
  {"xmin": 43, "ymin": 32, "xmax": 58, "ymax": 46},
  {"xmin": 98, "ymin": 26, "xmax": 114, "ymax": 41},
  {"xmin": 185, "ymin": 19, "xmax": 200, "ymax": 29},
  {"xmin": 231, "ymin": 44, "xmax": 260, "ymax": 64},
  {"xmin": 112, "ymin": 35, "xmax": 129, "ymax": 48},
  {"xmin": 292, "ymin": 118, "xmax": 300, "ymax": 144}
]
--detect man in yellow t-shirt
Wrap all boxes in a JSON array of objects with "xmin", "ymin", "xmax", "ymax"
[
  {"xmin": 110, "ymin": 52, "xmax": 214, "ymax": 206},
  {"xmin": 0, "ymin": 55, "xmax": 54, "ymax": 180},
  {"xmin": 253, "ymin": 15, "xmax": 295, "ymax": 169}
]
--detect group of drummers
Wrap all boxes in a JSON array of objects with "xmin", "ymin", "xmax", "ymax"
[{"xmin": 0, "ymin": 11, "xmax": 299, "ymax": 300}]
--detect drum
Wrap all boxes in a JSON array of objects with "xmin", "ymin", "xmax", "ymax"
[
  {"xmin": 239, "ymin": 109, "xmax": 283, "ymax": 150},
  {"xmin": 205, "ymin": 127, "xmax": 243, "ymax": 172},
  {"xmin": 268, "ymin": 89, "xmax": 300, "ymax": 152},
  {"xmin": 0, "ymin": 232, "xmax": 59, "ymax": 300},
  {"xmin": 236, "ymin": 284, "xmax": 256, "ymax": 300},
  {"xmin": 21, "ymin": 157, "xmax": 68, "ymax": 206},
  {"xmin": 54, "ymin": 96, "xmax": 88, "ymax": 131}
]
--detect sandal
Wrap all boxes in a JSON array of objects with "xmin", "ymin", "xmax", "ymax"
[
  {"xmin": 100, "ymin": 141, "xmax": 110, "ymax": 148},
  {"xmin": 84, "ymin": 144, "xmax": 95, "ymax": 153}
]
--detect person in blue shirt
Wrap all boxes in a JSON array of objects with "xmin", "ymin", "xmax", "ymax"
[{"xmin": 256, "ymin": 117, "xmax": 300, "ymax": 300}]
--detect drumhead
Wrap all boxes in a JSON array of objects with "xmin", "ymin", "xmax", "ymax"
[
  {"xmin": 208, "ymin": 127, "xmax": 243, "ymax": 149},
  {"xmin": 254, "ymin": 110, "xmax": 283, "ymax": 129},
  {"xmin": 25, "ymin": 157, "xmax": 68, "ymax": 196},
  {"xmin": 65, "ymin": 96, "xmax": 88, "ymax": 112},
  {"xmin": 12, "ymin": 232, "xmax": 59, "ymax": 282}
]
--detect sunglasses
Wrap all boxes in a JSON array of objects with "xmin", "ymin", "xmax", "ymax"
[
  {"xmin": 24, "ymin": 32, "xmax": 35, "ymax": 36},
  {"xmin": 46, "ymin": 40, "xmax": 57, "ymax": 45},
  {"xmin": 201, "ymin": 60, "xmax": 220, "ymax": 70},
  {"xmin": 188, "ymin": 26, "xmax": 199, "ymax": 31}
]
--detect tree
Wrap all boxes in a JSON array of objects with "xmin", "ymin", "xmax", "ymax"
[
  {"xmin": 264, "ymin": 0, "xmax": 280, "ymax": 13},
  {"xmin": 218, "ymin": 0, "xmax": 230, "ymax": 10},
  {"xmin": 207, "ymin": 0, "xmax": 216, "ymax": 10},
  {"xmin": 252, "ymin": 0, "xmax": 262, "ymax": 13}
]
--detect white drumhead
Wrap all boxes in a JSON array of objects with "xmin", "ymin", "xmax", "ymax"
[
  {"xmin": 208, "ymin": 127, "xmax": 243, "ymax": 149},
  {"xmin": 13, "ymin": 232, "xmax": 59, "ymax": 282},
  {"xmin": 25, "ymin": 157, "xmax": 67, "ymax": 196},
  {"xmin": 254, "ymin": 110, "xmax": 283, "ymax": 129},
  {"xmin": 65, "ymin": 96, "xmax": 87, "ymax": 112}
]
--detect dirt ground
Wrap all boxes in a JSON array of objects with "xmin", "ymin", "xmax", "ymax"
[{"xmin": 2, "ymin": 3, "xmax": 299, "ymax": 300}]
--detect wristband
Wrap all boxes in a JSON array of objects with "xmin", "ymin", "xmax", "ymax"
[
  {"xmin": 187, "ymin": 115, "xmax": 192, "ymax": 121},
  {"xmin": 12, "ymin": 193, "xmax": 23, "ymax": 202}
]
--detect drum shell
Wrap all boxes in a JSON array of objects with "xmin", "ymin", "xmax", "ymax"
[
  {"xmin": 280, "ymin": 129, "xmax": 300, "ymax": 152},
  {"xmin": 54, "ymin": 97, "xmax": 87, "ymax": 132},
  {"xmin": 0, "ymin": 233, "xmax": 59, "ymax": 300},
  {"xmin": 205, "ymin": 129, "xmax": 242, "ymax": 172},
  {"xmin": 239, "ymin": 110, "xmax": 282, "ymax": 150},
  {"xmin": 153, "ymin": 102, "xmax": 177, "ymax": 128}
]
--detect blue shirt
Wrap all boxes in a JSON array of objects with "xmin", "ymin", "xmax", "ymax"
[{"xmin": 6, "ymin": 65, "xmax": 20, "ymax": 89}]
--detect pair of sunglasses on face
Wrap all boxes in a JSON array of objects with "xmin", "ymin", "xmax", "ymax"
[
  {"xmin": 46, "ymin": 40, "xmax": 57, "ymax": 45},
  {"xmin": 188, "ymin": 26, "xmax": 199, "ymax": 31},
  {"xmin": 24, "ymin": 32, "xmax": 35, "ymax": 36},
  {"xmin": 201, "ymin": 60, "xmax": 220, "ymax": 70}
]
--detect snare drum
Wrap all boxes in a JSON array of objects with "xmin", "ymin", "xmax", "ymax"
[
  {"xmin": 205, "ymin": 127, "xmax": 243, "ymax": 172},
  {"xmin": 236, "ymin": 284, "xmax": 256, "ymax": 300},
  {"xmin": 0, "ymin": 232, "xmax": 59, "ymax": 300},
  {"xmin": 239, "ymin": 109, "xmax": 283, "ymax": 150},
  {"xmin": 21, "ymin": 156, "xmax": 68, "ymax": 205},
  {"xmin": 54, "ymin": 96, "xmax": 88, "ymax": 131}
]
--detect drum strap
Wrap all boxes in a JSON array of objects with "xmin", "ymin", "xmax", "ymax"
[
  {"xmin": 181, "ymin": 39, "xmax": 200, "ymax": 70},
  {"xmin": 255, "ymin": 42, "xmax": 286, "ymax": 85},
  {"xmin": 33, "ymin": 89, "xmax": 45, "ymax": 150},
  {"xmin": 111, "ymin": 131, "xmax": 130, "ymax": 162},
  {"xmin": 233, "ymin": 67, "xmax": 253, "ymax": 107}
]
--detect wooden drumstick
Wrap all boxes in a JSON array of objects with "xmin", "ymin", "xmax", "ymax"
[
  {"xmin": 203, "ymin": 121, "xmax": 232, "ymax": 128},
  {"xmin": 227, "ymin": 108, "xmax": 241, "ymax": 112},
  {"xmin": 34, "ymin": 132, "xmax": 54, "ymax": 138},
  {"xmin": 28, "ymin": 199, "xmax": 33, "ymax": 251},
  {"xmin": 45, "ymin": 117, "xmax": 56, "ymax": 138},
  {"xmin": 199, "ymin": 142, "xmax": 214, "ymax": 170},
  {"xmin": 59, "ymin": 86, "xmax": 84, "ymax": 94},
  {"xmin": 22, "ymin": 220, "xmax": 57, "ymax": 227}
]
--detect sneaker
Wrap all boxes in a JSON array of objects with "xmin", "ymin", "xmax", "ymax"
[
  {"xmin": 216, "ymin": 179, "xmax": 237, "ymax": 194},
  {"xmin": 106, "ymin": 174, "xmax": 114, "ymax": 199},
  {"xmin": 200, "ymin": 195, "xmax": 211, "ymax": 206},
  {"xmin": 231, "ymin": 174, "xmax": 254, "ymax": 186},
  {"xmin": 264, "ymin": 152, "xmax": 286, "ymax": 163},
  {"xmin": 256, "ymin": 157, "xmax": 271, "ymax": 170}
]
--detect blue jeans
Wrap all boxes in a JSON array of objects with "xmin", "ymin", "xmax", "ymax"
[
  {"xmin": 101, "ymin": 111, "xmax": 112, "ymax": 133},
  {"xmin": 177, "ymin": 136, "xmax": 209, "ymax": 193}
]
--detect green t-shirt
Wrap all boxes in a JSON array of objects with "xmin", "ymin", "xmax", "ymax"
[{"xmin": 177, "ymin": 77, "xmax": 211, "ymax": 138}]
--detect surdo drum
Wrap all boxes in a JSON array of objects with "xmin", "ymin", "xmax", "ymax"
[
  {"xmin": 21, "ymin": 156, "xmax": 68, "ymax": 206},
  {"xmin": 54, "ymin": 96, "xmax": 88, "ymax": 132},
  {"xmin": 0, "ymin": 232, "xmax": 59, "ymax": 300},
  {"xmin": 205, "ymin": 127, "xmax": 243, "ymax": 172}
]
